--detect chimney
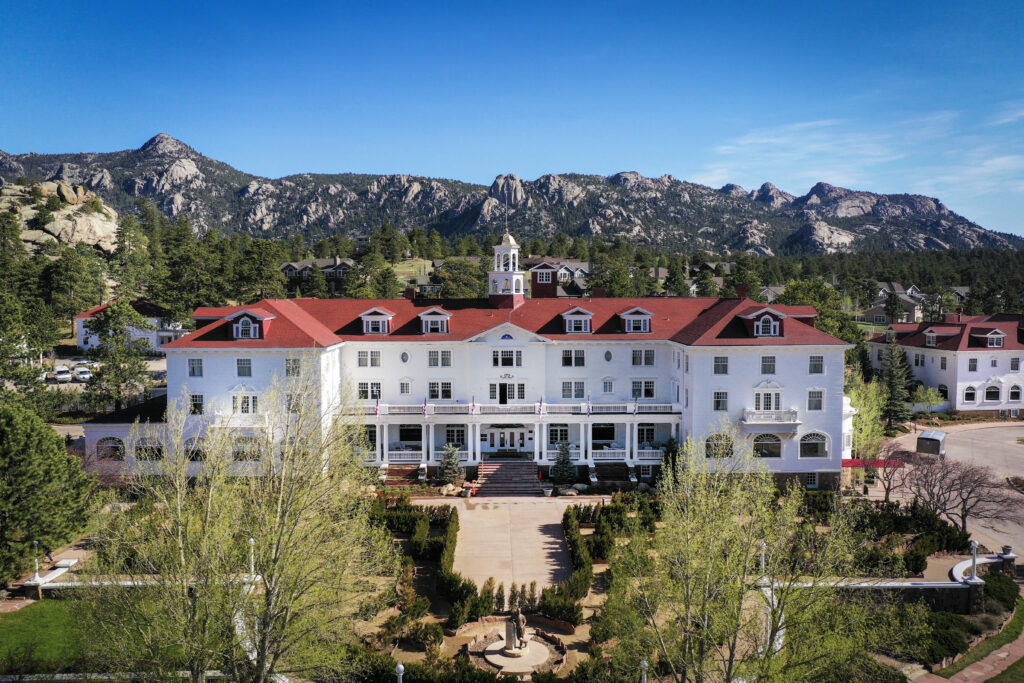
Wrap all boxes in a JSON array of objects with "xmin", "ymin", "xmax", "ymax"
[
  {"xmin": 592, "ymin": 286, "xmax": 607, "ymax": 298},
  {"xmin": 737, "ymin": 285, "xmax": 747, "ymax": 299},
  {"xmin": 404, "ymin": 287, "xmax": 416, "ymax": 300}
]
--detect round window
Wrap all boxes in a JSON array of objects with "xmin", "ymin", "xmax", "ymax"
[
  {"xmin": 604, "ymin": 350, "xmax": 612, "ymax": 362},
  {"xmin": 401, "ymin": 352, "xmax": 409, "ymax": 363}
]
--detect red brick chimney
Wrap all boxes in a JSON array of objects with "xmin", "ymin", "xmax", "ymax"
[{"xmin": 737, "ymin": 285, "xmax": 747, "ymax": 299}]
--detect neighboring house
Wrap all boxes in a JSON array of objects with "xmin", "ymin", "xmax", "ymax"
[
  {"xmin": 858, "ymin": 293, "xmax": 923, "ymax": 324},
  {"xmin": 949, "ymin": 287, "xmax": 970, "ymax": 304},
  {"xmin": 761, "ymin": 285, "xmax": 786, "ymax": 304},
  {"xmin": 683, "ymin": 277, "xmax": 725, "ymax": 296},
  {"xmin": 75, "ymin": 300, "xmax": 185, "ymax": 353},
  {"xmin": 528, "ymin": 260, "xmax": 590, "ymax": 298},
  {"xmin": 691, "ymin": 261, "xmax": 737, "ymax": 277},
  {"xmin": 280, "ymin": 257, "xmax": 356, "ymax": 295},
  {"xmin": 83, "ymin": 233, "xmax": 854, "ymax": 490},
  {"xmin": 409, "ymin": 274, "xmax": 442, "ymax": 297},
  {"xmin": 867, "ymin": 313, "xmax": 1024, "ymax": 415}
]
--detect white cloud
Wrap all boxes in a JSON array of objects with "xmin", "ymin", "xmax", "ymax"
[{"xmin": 989, "ymin": 103, "xmax": 1024, "ymax": 126}]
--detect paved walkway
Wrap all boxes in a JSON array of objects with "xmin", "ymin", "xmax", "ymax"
[{"xmin": 417, "ymin": 496, "xmax": 587, "ymax": 590}]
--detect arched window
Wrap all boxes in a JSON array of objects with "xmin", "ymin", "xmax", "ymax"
[
  {"xmin": 185, "ymin": 437, "xmax": 205, "ymax": 461},
  {"xmin": 985, "ymin": 386, "xmax": 1000, "ymax": 401},
  {"xmin": 135, "ymin": 437, "xmax": 163, "ymax": 461},
  {"xmin": 705, "ymin": 433, "xmax": 733, "ymax": 459},
  {"xmin": 753, "ymin": 434, "xmax": 781, "ymax": 458},
  {"xmin": 799, "ymin": 433, "xmax": 827, "ymax": 458},
  {"xmin": 236, "ymin": 317, "xmax": 253, "ymax": 338},
  {"xmin": 964, "ymin": 386, "xmax": 976, "ymax": 402},
  {"xmin": 514, "ymin": 279, "xmax": 522, "ymax": 293},
  {"xmin": 1011, "ymin": 386, "xmax": 1022, "ymax": 402},
  {"xmin": 96, "ymin": 437, "xmax": 125, "ymax": 460},
  {"xmin": 938, "ymin": 384, "xmax": 948, "ymax": 400},
  {"xmin": 755, "ymin": 316, "xmax": 779, "ymax": 337}
]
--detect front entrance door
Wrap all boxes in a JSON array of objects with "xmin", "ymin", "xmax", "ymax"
[{"xmin": 499, "ymin": 384, "xmax": 509, "ymax": 404}]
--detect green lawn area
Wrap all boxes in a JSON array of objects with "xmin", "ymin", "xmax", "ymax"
[
  {"xmin": 393, "ymin": 258, "xmax": 433, "ymax": 279},
  {"xmin": 989, "ymin": 652, "xmax": 1024, "ymax": 681},
  {"xmin": 856, "ymin": 321, "xmax": 885, "ymax": 336},
  {"xmin": 0, "ymin": 600, "xmax": 83, "ymax": 672},
  {"xmin": 935, "ymin": 599, "xmax": 1024, "ymax": 678}
]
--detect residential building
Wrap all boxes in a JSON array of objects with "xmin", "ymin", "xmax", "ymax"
[
  {"xmin": 82, "ymin": 233, "xmax": 854, "ymax": 489},
  {"xmin": 75, "ymin": 300, "xmax": 185, "ymax": 353},
  {"xmin": 280, "ymin": 256, "xmax": 355, "ymax": 295},
  {"xmin": 868, "ymin": 313, "xmax": 1024, "ymax": 415}
]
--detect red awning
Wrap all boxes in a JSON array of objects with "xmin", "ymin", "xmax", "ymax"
[{"xmin": 842, "ymin": 459, "xmax": 905, "ymax": 468}]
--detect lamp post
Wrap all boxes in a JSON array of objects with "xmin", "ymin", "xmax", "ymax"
[
  {"xmin": 33, "ymin": 540, "xmax": 40, "ymax": 582},
  {"xmin": 249, "ymin": 536, "xmax": 256, "ymax": 582},
  {"xmin": 396, "ymin": 663, "xmax": 405, "ymax": 683},
  {"xmin": 640, "ymin": 659, "xmax": 648, "ymax": 683}
]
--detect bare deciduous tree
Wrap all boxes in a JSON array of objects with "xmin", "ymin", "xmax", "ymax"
[
  {"xmin": 902, "ymin": 458, "xmax": 1024, "ymax": 532},
  {"xmin": 874, "ymin": 444, "xmax": 910, "ymax": 503}
]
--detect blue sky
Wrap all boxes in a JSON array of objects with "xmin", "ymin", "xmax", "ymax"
[{"xmin": 1, "ymin": 1, "xmax": 1022, "ymax": 235}]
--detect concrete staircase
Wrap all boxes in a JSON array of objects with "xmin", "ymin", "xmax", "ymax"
[
  {"xmin": 477, "ymin": 461, "xmax": 543, "ymax": 496},
  {"xmin": 383, "ymin": 465, "xmax": 420, "ymax": 488}
]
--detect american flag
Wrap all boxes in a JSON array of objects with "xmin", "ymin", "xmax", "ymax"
[
  {"xmin": 471, "ymin": 395, "xmax": 476, "ymax": 414},
  {"xmin": 633, "ymin": 400, "xmax": 639, "ymax": 416},
  {"xmin": 587, "ymin": 397, "xmax": 592, "ymax": 416},
  {"xmin": 422, "ymin": 398, "xmax": 428, "ymax": 418},
  {"xmin": 374, "ymin": 398, "xmax": 380, "ymax": 418},
  {"xmin": 537, "ymin": 397, "xmax": 543, "ymax": 416}
]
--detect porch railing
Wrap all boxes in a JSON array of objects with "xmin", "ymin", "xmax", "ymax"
[
  {"xmin": 636, "ymin": 449, "xmax": 665, "ymax": 461},
  {"xmin": 592, "ymin": 449, "xmax": 628, "ymax": 461},
  {"xmin": 387, "ymin": 451, "xmax": 422, "ymax": 463},
  {"xmin": 546, "ymin": 448, "xmax": 582, "ymax": 461},
  {"xmin": 479, "ymin": 404, "xmax": 537, "ymax": 414},
  {"xmin": 742, "ymin": 409, "xmax": 800, "ymax": 423}
]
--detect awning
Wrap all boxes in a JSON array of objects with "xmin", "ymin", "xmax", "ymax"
[{"xmin": 842, "ymin": 459, "xmax": 905, "ymax": 468}]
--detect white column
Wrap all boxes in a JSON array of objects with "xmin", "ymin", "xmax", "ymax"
[
  {"xmin": 383, "ymin": 424, "xmax": 390, "ymax": 464},
  {"xmin": 540, "ymin": 422, "xmax": 547, "ymax": 460},
  {"xmin": 625, "ymin": 422, "xmax": 632, "ymax": 461},
  {"xmin": 473, "ymin": 423, "xmax": 480, "ymax": 461},
  {"xmin": 582, "ymin": 422, "xmax": 590, "ymax": 463},
  {"xmin": 377, "ymin": 424, "xmax": 384, "ymax": 462},
  {"xmin": 534, "ymin": 423, "xmax": 541, "ymax": 460},
  {"xmin": 421, "ymin": 424, "xmax": 427, "ymax": 463},
  {"xmin": 428, "ymin": 424, "xmax": 435, "ymax": 462}
]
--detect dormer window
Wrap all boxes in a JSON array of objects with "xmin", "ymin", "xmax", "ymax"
[
  {"xmin": 620, "ymin": 307, "xmax": 653, "ymax": 333},
  {"xmin": 418, "ymin": 307, "xmax": 451, "ymax": 334},
  {"xmin": 885, "ymin": 329, "xmax": 895, "ymax": 343},
  {"xmin": 562, "ymin": 306, "xmax": 594, "ymax": 334},
  {"xmin": 755, "ymin": 315, "xmax": 779, "ymax": 337},
  {"xmin": 234, "ymin": 317, "xmax": 257, "ymax": 339},
  {"xmin": 925, "ymin": 332, "xmax": 936, "ymax": 347},
  {"xmin": 988, "ymin": 335, "xmax": 1004, "ymax": 348},
  {"xmin": 364, "ymin": 319, "xmax": 387, "ymax": 334}
]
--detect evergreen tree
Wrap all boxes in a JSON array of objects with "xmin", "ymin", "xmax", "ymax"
[
  {"xmin": 551, "ymin": 442, "xmax": 577, "ymax": 486},
  {"xmin": 439, "ymin": 443, "xmax": 463, "ymax": 485},
  {"xmin": 43, "ymin": 243, "xmax": 106, "ymax": 320},
  {"xmin": 83, "ymin": 301, "xmax": 153, "ymax": 412},
  {"xmin": 880, "ymin": 340, "xmax": 912, "ymax": 427},
  {"xmin": 111, "ymin": 216, "xmax": 151, "ymax": 300},
  {"xmin": 238, "ymin": 240, "xmax": 288, "ymax": 302},
  {"xmin": 883, "ymin": 291, "xmax": 904, "ymax": 323},
  {"xmin": 721, "ymin": 253, "xmax": 764, "ymax": 301},
  {"xmin": 694, "ymin": 268, "xmax": 719, "ymax": 296},
  {"xmin": 305, "ymin": 264, "xmax": 329, "ymax": 298},
  {"xmin": 0, "ymin": 402, "xmax": 93, "ymax": 587},
  {"xmin": 549, "ymin": 232, "xmax": 571, "ymax": 256},
  {"xmin": 663, "ymin": 255, "xmax": 689, "ymax": 296},
  {"xmin": 371, "ymin": 265, "xmax": 404, "ymax": 298},
  {"xmin": 436, "ymin": 259, "xmax": 487, "ymax": 298}
]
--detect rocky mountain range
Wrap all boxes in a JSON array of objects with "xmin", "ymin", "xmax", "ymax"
[
  {"xmin": 1, "ymin": 133, "xmax": 1019, "ymax": 255},
  {"xmin": 1, "ymin": 181, "xmax": 119, "ymax": 253}
]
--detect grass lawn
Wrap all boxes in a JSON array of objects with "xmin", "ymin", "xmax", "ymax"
[
  {"xmin": 393, "ymin": 258, "xmax": 433, "ymax": 279},
  {"xmin": 0, "ymin": 600, "xmax": 83, "ymax": 672},
  {"xmin": 989, "ymin": 652, "xmax": 1024, "ymax": 681},
  {"xmin": 935, "ymin": 599, "xmax": 1024, "ymax": 678},
  {"xmin": 856, "ymin": 322, "xmax": 885, "ymax": 336}
]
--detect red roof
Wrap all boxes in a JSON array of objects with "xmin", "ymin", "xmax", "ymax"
[
  {"xmin": 75, "ymin": 300, "xmax": 169, "ymax": 319},
  {"xmin": 164, "ymin": 296, "xmax": 850, "ymax": 349},
  {"xmin": 868, "ymin": 314, "xmax": 1024, "ymax": 351}
]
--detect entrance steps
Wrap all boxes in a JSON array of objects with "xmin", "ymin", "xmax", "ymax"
[
  {"xmin": 383, "ymin": 465, "xmax": 420, "ymax": 488},
  {"xmin": 477, "ymin": 461, "xmax": 542, "ymax": 496}
]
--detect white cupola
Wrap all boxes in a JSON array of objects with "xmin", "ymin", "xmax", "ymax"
[{"xmin": 488, "ymin": 230, "xmax": 525, "ymax": 308}]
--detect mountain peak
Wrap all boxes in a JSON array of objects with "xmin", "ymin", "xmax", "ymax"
[{"xmin": 139, "ymin": 133, "xmax": 192, "ymax": 157}]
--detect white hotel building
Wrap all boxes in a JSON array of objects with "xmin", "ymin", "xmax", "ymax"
[{"xmin": 83, "ymin": 233, "xmax": 855, "ymax": 489}]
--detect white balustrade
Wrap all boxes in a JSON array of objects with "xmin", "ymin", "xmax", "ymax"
[{"xmin": 636, "ymin": 449, "xmax": 665, "ymax": 461}]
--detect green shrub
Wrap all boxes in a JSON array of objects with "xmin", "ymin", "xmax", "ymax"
[
  {"xmin": 445, "ymin": 599, "xmax": 471, "ymax": 630},
  {"xmin": 983, "ymin": 571, "xmax": 1019, "ymax": 612},
  {"xmin": 923, "ymin": 611, "xmax": 977, "ymax": 665},
  {"xmin": 408, "ymin": 621, "xmax": 444, "ymax": 648}
]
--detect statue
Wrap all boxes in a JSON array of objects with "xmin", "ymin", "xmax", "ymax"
[{"xmin": 513, "ymin": 607, "xmax": 527, "ymax": 648}]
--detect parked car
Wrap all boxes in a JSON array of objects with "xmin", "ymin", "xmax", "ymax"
[
  {"xmin": 73, "ymin": 366, "xmax": 93, "ymax": 382},
  {"xmin": 53, "ymin": 366, "xmax": 73, "ymax": 383}
]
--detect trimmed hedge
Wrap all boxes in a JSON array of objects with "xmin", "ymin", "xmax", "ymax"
[
  {"xmin": 983, "ymin": 571, "xmax": 1019, "ymax": 612},
  {"xmin": 539, "ymin": 506, "xmax": 593, "ymax": 625}
]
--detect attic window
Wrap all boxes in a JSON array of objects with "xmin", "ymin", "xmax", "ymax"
[
  {"xmin": 754, "ymin": 315, "xmax": 779, "ymax": 337},
  {"xmin": 363, "ymin": 319, "xmax": 387, "ymax": 334},
  {"xmin": 423, "ymin": 319, "xmax": 448, "ymax": 334},
  {"xmin": 566, "ymin": 318, "xmax": 590, "ymax": 333},
  {"xmin": 925, "ymin": 332, "xmax": 936, "ymax": 347},
  {"xmin": 537, "ymin": 271, "xmax": 552, "ymax": 283},
  {"xmin": 234, "ymin": 318, "xmax": 258, "ymax": 339},
  {"xmin": 988, "ymin": 335, "xmax": 1004, "ymax": 348},
  {"xmin": 885, "ymin": 329, "xmax": 895, "ymax": 343},
  {"xmin": 625, "ymin": 318, "xmax": 650, "ymax": 333}
]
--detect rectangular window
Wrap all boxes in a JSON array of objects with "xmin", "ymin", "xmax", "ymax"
[
  {"xmin": 489, "ymin": 384, "xmax": 497, "ymax": 400},
  {"xmin": 370, "ymin": 350, "xmax": 380, "ymax": 367},
  {"xmin": 603, "ymin": 379, "xmax": 613, "ymax": 393},
  {"xmin": 685, "ymin": 355, "xmax": 689, "ymax": 373},
  {"xmin": 807, "ymin": 390, "xmax": 823, "ymax": 411},
  {"xmin": 805, "ymin": 472, "xmax": 818, "ymax": 489},
  {"xmin": 285, "ymin": 358, "xmax": 301, "ymax": 377},
  {"xmin": 188, "ymin": 358, "xmax": 203, "ymax": 377},
  {"xmin": 398, "ymin": 425, "xmax": 421, "ymax": 442},
  {"xmin": 761, "ymin": 356, "xmax": 776, "ymax": 374},
  {"xmin": 989, "ymin": 336, "xmax": 1004, "ymax": 348},
  {"xmin": 637, "ymin": 424, "xmax": 655, "ymax": 443},
  {"xmin": 424, "ymin": 319, "xmax": 447, "ymax": 334},
  {"xmin": 1012, "ymin": 358, "xmax": 1020, "ymax": 372},
  {"xmin": 500, "ymin": 350, "xmax": 515, "ymax": 367},
  {"xmin": 644, "ymin": 349, "xmax": 655, "ymax": 366},
  {"xmin": 639, "ymin": 465, "xmax": 653, "ymax": 478},
  {"xmin": 754, "ymin": 391, "xmax": 780, "ymax": 411},
  {"xmin": 915, "ymin": 353, "xmax": 924, "ymax": 367},
  {"xmin": 233, "ymin": 395, "xmax": 257, "ymax": 414},
  {"xmin": 626, "ymin": 318, "xmax": 650, "ymax": 333},
  {"xmin": 573, "ymin": 350, "xmax": 585, "ymax": 367},
  {"xmin": 566, "ymin": 318, "xmax": 590, "ymax": 333},
  {"xmin": 809, "ymin": 355, "xmax": 824, "ymax": 374},
  {"xmin": 631, "ymin": 380, "xmax": 654, "ymax": 399},
  {"xmin": 189, "ymin": 394, "xmax": 204, "ymax": 415},
  {"xmin": 549, "ymin": 424, "xmax": 568, "ymax": 444},
  {"xmin": 592, "ymin": 423, "xmax": 615, "ymax": 441},
  {"xmin": 516, "ymin": 350, "xmax": 523, "ymax": 367},
  {"xmin": 363, "ymin": 319, "xmax": 386, "ymax": 334},
  {"xmin": 877, "ymin": 349, "xmax": 883, "ymax": 361},
  {"xmin": 632, "ymin": 349, "xmax": 643, "ymax": 366},
  {"xmin": 445, "ymin": 427, "xmax": 466, "ymax": 447},
  {"xmin": 969, "ymin": 358, "xmax": 978, "ymax": 372},
  {"xmin": 562, "ymin": 350, "xmax": 573, "ymax": 367},
  {"xmin": 399, "ymin": 381, "xmax": 410, "ymax": 395},
  {"xmin": 941, "ymin": 357, "xmax": 947, "ymax": 370},
  {"xmin": 357, "ymin": 382, "xmax": 380, "ymax": 399},
  {"xmin": 428, "ymin": 382, "xmax": 452, "ymax": 400},
  {"xmin": 713, "ymin": 356, "xmax": 728, "ymax": 375},
  {"xmin": 713, "ymin": 391, "xmax": 728, "ymax": 411},
  {"xmin": 429, "ymin": 350, "xmax": 439, "ymax": 367},
  {"xmin": 358, "ymin": 351, "xmax": 368, "ymax": 367},
  {"xmin": 537, "ymin": 271, "xmax": 552, "ymax": 283},
  {"xmin": 236, "ymin": 358, "xmax": 252, "ymax": 377}
]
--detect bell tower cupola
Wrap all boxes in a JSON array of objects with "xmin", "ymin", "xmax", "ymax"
[{"xmin": 488, "ymin": 230, "xmax": 525, "ymax": 309}]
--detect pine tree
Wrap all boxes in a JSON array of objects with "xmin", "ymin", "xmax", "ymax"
[
  {"xmin": 508, "ymin": 582, "xmax": 520, "ymax": 611},
  {"xmin": 111, "ymin": 216, "xmax": 151, "ymax": 300},
  {"xmin": 552, "ymin": 442, "xmax": 577, "ymax": 486},
  {"xmin": 439, "ymin": 443, "xmax": 463, "ymax": 485},
  {"xmin": 663, "ymin": 255, "xmax": 689, "ymax": 296},
  {"xmin": 0, "ymin": 402, "xmax": 93, "ymax": 586},
  {"xmin": 305, "ymin": 264, "xmax": 329, "ymax": 299},
  {"xmin": 880, "ymin": 340, "xmax": 912, "ymax": 427},
  {"xmin": 495, "ymin": 582, "xmax": 505, "ymax": 613},
  {"xmin": 695, "ymin": 268, "xmax": 719, "ymax": 297},
  {"xmin": 884, "ymin": 291, "xmax": 904, "ymax": 323},
  {"xmin": 83, "ymin": 301, "xmax": 153, "ymax": 412}
]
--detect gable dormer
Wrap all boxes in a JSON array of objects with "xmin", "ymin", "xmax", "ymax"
[
  {"xmin": 418, "ymin": 306, "xmax": 451, "ymax": 334},
  {"xmin": 227, "ymin": 308, "xmax": 276, "ymax": 340},
  {"xmin": 359, "ymin": 307, "xmax": 395, "ymax": 334},
  {"xmin": 885, "ymin": 326, "xmax": 895, "ymax": 343},
  {"xmin": 619, "ymin": 306, "xmax": 653, "ymax": 333},
  {"xmin": 738, "ymin": 307, "xmax": 786, "ymax": 337},
  {"xmin": 972, "ymin": 329, "xmax": 1006, "ymax": 348},
  {"xmin": 561, "ymin": 306, "xmax": 593, "ymax": 334}
]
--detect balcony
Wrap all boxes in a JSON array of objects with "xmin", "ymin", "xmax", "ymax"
[
  {"xmin": 349, "ymin": 401, "xmax": 681, "ymax": 418},
  {"xmin": 592, "ymin": 448, "xmax": 628, "ymax": 461},
  {"xmin": 741, "ymin": 409, "xmax": 801, "ymax": 432},
  {"xmin": 636, "ymin": 448, "xmax": 665, "ymax": 461},
  {"xmin": 546, "ymin": 448, "xmax": 582, "ymax": 461}
]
